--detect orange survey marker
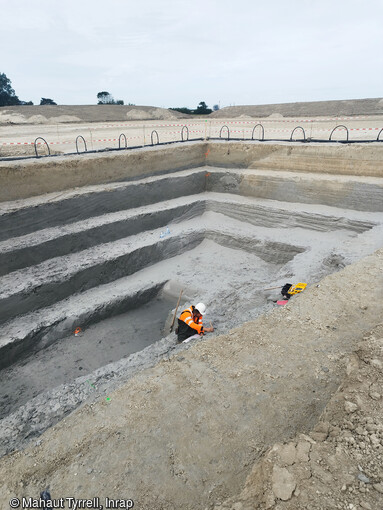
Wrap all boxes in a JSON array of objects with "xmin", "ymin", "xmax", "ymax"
[
  {"xmin": 287, "ymin": 283, "xmax": 307, "ymax": 295},
  {"xmin": 74, "ymin": 327, "xmax": 82, "ymax": 336}
]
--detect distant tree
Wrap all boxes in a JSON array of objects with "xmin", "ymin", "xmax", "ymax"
[
  {"xmin": 170, "ymin": 107, "xmax": 193, "ymax": 115},
  {"xmin": 40, "ymin": 98, "xmax": 57, "ymax": 105},
  {"xmin": 213, "ymin": 104, "xmax": 220, "ymax": 111},
  {"xmin": 0, "ymin": 72, "xmax": 20, "ymax": 106},
  {"xmin": 97, "ymin": 91, "xmax": 116, "ymax": 104},
  {"xmin": 115, "ymin": 99, "xmax": 124, "ymax": 105},
  {"xmin": 20, "ymin": 100, "xmax": 34, "ymax": 105},
  {"xmin": 195, "ymin": 101, "xmax": 212, "ymax": 115}
]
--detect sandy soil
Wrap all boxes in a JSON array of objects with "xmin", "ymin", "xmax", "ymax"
[
  {"xmin": 213, "ymin": 321, "xmax": 383, "ymax": 510},
  {"xmin": 0, "ymin": 247, "xmax": 382, "ymax": 509},
  {"xmin": 1, "ymin": 108, "xmax": 382, "ymax": 159},
  {"xmin": 0, "ymin": 104, "xmax": 382, "ymax": 509},
  {"xmin": 1, "ymin": 186, "xmax": 381, "ymax": 450},
  {"xmin": 0, "ymin": 295, "xmax": 175, "ymax": 419},
  {"xmin": 0, "ymin": 105, "xmax": 186, "ymax": 124},
  {"xmin": 210, "ymin": 97, "xmax": 383, "ymax": 118}
]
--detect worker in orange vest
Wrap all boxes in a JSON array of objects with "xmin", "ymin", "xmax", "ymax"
[{"xmin": 177, "ymin": 303, "xmax": 214, "ymax": 343}]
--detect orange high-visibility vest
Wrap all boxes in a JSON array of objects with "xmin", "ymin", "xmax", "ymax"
[{"xmin": 179, "ymin": 306, "xmax": 203, "ymax": 334}]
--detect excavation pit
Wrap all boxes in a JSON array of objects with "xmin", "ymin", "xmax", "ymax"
[
  {"xmin": 0, "ymin": 289, "xmax": 177, "ymax": 420},
  {"xmin": 1, "ymin": 141, "xmax": 383, "ymax": 464},
  {"xmin": 0, "ymin": 233, "xmax": 300, "ymax": 416}
]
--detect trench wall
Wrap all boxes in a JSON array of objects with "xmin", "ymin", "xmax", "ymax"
[
  {"xmin": 1, "ymin": 139, "xmax": 383, "ymax": 456},
  {"xmin": 1, "ymin": 142, "xmax": 383, "ymax": 202},
  {"xmin": 0, "ymin": 143, "xmax": 207, "ymax": 202},
  {"xmin": 206, "ymin": 142, "xmax": 383, "ymax": 176}
]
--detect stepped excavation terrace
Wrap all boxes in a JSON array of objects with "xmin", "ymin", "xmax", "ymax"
[{"xmin": 0, "ymin": 135, "xmax": 383, "ymax": 508}]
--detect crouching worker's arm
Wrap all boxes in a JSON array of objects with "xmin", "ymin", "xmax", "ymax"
[{"xmin": 192, "ymin": 310, "xmax": 214, "ymax": 334}]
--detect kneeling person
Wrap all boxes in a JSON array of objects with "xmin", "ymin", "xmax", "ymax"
[{"xmin": 177, "ymin": 303, "xmax": 214, "ymax": 343}]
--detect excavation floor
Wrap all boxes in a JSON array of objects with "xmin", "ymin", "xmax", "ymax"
[
  {"xmin": 0, "ymin": 248, "xmax": 382, "ymax": 510},
  {"xmin": 1, "ymin": 200, "xmax": 382, "ymax": 452},
  {"xmin": 0, "ymin": 238, "xmax": 281, "ymax": 421},
  {"xmin": 0, "ymin": 295, "xmax": 174, "ymax": 419},
  {"xmin": 1, "ymin": 152, "xmax": 383, "ymax": 508}
]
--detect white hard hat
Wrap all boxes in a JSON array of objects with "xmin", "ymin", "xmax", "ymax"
[{"xmin": 195, "ymin": 303, "xmax": 206, "ymax": 314}]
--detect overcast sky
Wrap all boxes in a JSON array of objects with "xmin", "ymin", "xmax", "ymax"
[{"xmin": 1, "ymin": 0, "xmax": 382, "ymax": 108}]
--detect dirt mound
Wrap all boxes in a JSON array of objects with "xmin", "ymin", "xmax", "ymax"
[
  {"xmin": 125, "ymin": 107, "xmax": 183, "ymax": 121},
  {"xmin": 210, "ymin": 98, "xmax": 383, "ymax": 119},
  {"xmin": 0, "ymin": 105, "xmax": 186, "ymax": 125}
]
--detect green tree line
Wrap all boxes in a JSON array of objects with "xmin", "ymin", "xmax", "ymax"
[
  {"xmin": 1, "ymin": 72, "xmax": 220, "ymax": 113},
  {"xmin": 171, "ymin": 101, "xmax": 219, "ymax": 115},
  {"xmin": 0, "ymin": 72, "xmax": 56, "ymax": 106}
]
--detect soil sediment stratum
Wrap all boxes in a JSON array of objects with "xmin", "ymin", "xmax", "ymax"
[{"xmin": 0, "ymin": 116, "xmax": 383, "ymax": 510}]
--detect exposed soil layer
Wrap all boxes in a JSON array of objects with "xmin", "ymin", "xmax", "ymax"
[
  {"xmin": 0, "ymin": 293, "xmax": 175, "ymax": 419},
  {"xmin": 0, "ymin": 105, "xmax": 186, "ymax": 125},
  {"xmin": 1, "ymin": 99, "xmax": 382, "ymax": 126},
  {"xmin": 213, "ymin": 322, "xmax": 383, "ymax": 510},
  {"xmin": 2, "ymin": 141, "xmax": 383, "ymax": 202},
  {"xmin": 0, "ymin": 139, "xmax": 382, "ymax": 509},
  {"xmin": 1, "ymin": 165, "xmax": 382, "ymax": 370},
  {"xmin": 210, "ymin": 97, "xmax": 383, "ymax": 118},
  {"xmin": 0, "ymin": 248, "xmax": 382, "ymax": 510}
]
